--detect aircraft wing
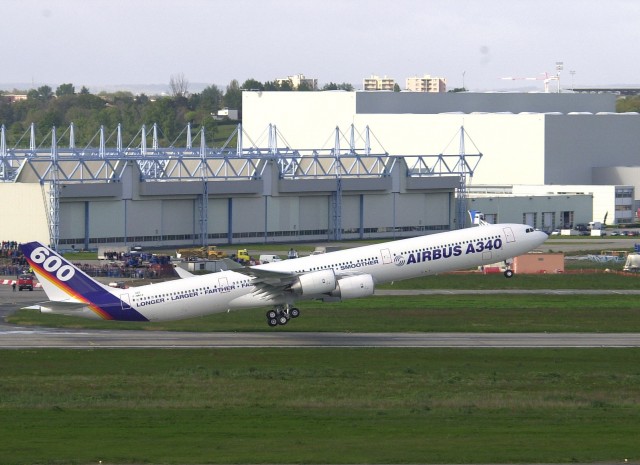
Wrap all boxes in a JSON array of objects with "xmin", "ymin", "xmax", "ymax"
[
  {"xmin": 232, "ymin": 266, "xmax": 299, "ymax": 298},
  {"xmin": 23, "ymin": 300, "xmax": 88, "ymax": 311}
]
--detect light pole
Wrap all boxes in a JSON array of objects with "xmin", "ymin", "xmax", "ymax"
[
  {"xmin": 555, "ymin": 61, "xmax": 564, "ymax": 93},
  {"xmin": 570, "ymin": 70, "xmax": 575, "ymax": 91}
]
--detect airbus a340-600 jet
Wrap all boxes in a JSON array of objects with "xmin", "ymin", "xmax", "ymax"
[{"xmin": 20, "ymin": 221, "xmax": 546, "ymax": 327}]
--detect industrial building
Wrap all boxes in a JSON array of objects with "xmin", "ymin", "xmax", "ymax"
[
  {"xmin": 0, "ymin": 123, "xmax": 460, "ymax": 248},
  {"xmin": 2, "ymin": 90, "xmax": 639, "ymax": 249},
  {"xmin": 243, "ymin": 91, "xmax": 640, "ymax": 226}
]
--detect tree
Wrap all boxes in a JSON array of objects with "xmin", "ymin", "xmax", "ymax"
[
  {"xmin": 37, "ymin": 85, "xmax": 54, "ymax": 100},
  {"xmin": 169, "ymin": 73, "xmax": 190, "ymax": 98},
  {"xmin": 297, "ymin": 81, "xmax": 313, "ymax": 92},
  {"xmin": 27, "ymin": 86, "xmax": 54, "ymax": 101},
  {"xmin": 223, "ymin": 79, "xmax": 242, "ymax": 115},
  {"xmin": 0, "ymin": 97, "xmax": 14, "ymax": 125},
  {"xmin": 191, "ymin": 84, "xmax": 223, "ymax": 113},
  {"xmin": 322, "ymin": 82, "xmax": 339, "ymax": 91},
  {"xmin": 242, "ymin": 78, "xmax": 264, "ymax": 91},
  {"xmin": 143, "ymin": 97, "xmax": 179, "ymax": 145},
  {"xmin": 56, "ymin": 83, "xmax": 75, "ymax": 97},
  {"xmin": 323, "ymin": 82, "xmax": 354, "ymax": 91},
  {"xmin": 337, "ymin": 82, "xmax": 354, "ymax": 91},
  {"xmin": 263, "ymin": 80, "xmax": 281, "ymax": 91},
  {"xmin": 393, "ymin": 83, "xmax": 401, "ymax": 92}
]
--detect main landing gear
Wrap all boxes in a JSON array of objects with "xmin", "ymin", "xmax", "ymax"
[{"xmin": 266, "ymin": 304, "xmax": 300, "ymax": 327}]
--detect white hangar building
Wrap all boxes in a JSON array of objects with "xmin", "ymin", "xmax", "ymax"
[
  {"xmin": 2, "ymin": 91, "xmax": 638, "ymax": 249},
  {"xmin": 0, "ymin": 134, "xmax": 460, "ymax": 248},
  {"xmin": 243, "ymin": 91, "xmax": 640, "ymax": 227}
]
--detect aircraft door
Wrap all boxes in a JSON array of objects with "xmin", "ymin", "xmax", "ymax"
[
  {"xmin": 218, "ymin": 277, "xmax": 231, "ymax": 293},
  {"xmin": 120, "ymin": 293, "xmax": 132, "ymax": 310},
  {"xmin": 380, "ymin": 248, "xmax": 392, "ymax": 264},
  {"xmin": 503, "ymin": 227, "xmax": 516, "ymax": 243}
]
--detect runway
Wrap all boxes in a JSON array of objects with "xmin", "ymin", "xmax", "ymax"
[
  {"xmin": 2, "ymin": 284, "xmax": 640, "ymax": 349},
  {"xmin": 1, "ymin": 326, "xmax": 640, "ymax": 349}
]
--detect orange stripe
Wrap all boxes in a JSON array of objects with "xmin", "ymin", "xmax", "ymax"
[{"xmin": 26, "ymin": 259, "xmax": 113, "ymax": 320}]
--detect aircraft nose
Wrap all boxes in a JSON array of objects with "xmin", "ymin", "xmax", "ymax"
[{"xmin": 535, "ymin": 230, "xmax": 548, "ymax": 246}]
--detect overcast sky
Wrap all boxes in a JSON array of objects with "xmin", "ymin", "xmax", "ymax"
[{"xmin": 3, "ymin": 0, "xmax": 638, "ymax": 92}]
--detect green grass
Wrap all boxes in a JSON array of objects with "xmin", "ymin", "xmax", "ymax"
[
  {"xmin": 1, "ymin": 348, "xmax": 639, "ymax": 464},
  {"xmin": 8, "ymin": 292, "xmax": 640, "ymax": 332},
  {"xmin": 4, "ymin": 273, "xmax": 640, "ymax": 463},
  {"xmin": 8, "ymin": 272, "xmax": 640, "ymax": 332},
  {"xmin": 377, "ymin": 269, "xmax": 640, "ymax": 289}
]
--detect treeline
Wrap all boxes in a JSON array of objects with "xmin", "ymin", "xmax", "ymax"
[{"xmin": 0, "ymin": 77, "xmax": 354, "ymax": 148}]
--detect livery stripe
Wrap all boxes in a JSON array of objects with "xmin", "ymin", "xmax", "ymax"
[
  {"xmin": 21, "ymin": 242, "xmax": 148, "ymax": 322},
  {"xmin": 25, "ymin": 257, "xmax": 115, "ymax": 320}
]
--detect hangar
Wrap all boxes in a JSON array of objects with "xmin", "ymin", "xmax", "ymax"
[
  {"xmin": 243, "ymin": 91, "xmax": 640, "ymax": 227},
  {"xmin": 0, "ymin": 125, "xmax": 460, "ymax": 248},
  {"xmin": 2, "ymin": 90, "xmax": 638, "ymax": 248}
]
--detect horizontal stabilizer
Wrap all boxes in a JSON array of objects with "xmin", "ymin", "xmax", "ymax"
[
  {"xmin": 22, "ymin": 300, "xmax": 88, "ymax": 311},
  {"xmin": 173, "ymin": 266, "xmax": 195, "ymax": 278}
]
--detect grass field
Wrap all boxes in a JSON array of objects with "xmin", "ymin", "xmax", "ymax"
[
  {"xmin": 1, "ymin": 348, "xmax": 639, "ymax": 464},
  {"xmin": 4, "ymin": 272, "xmax": 640, "ymax": 464},
  {"xmin": 8, "ymin": 294, "xmax": 640, "ymax": 332},
  {"xmin": 8, "ymin": 276, "xmax": 640, "ymax": 332}
]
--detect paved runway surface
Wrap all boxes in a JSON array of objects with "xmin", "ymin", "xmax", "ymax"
[
  {"xmin": 1, "ymin": 327, "xmax": 640, "ymax": 349},
  {"xmin": 2, "ymin": 285, "xmax": 640, "ymax": 349}
]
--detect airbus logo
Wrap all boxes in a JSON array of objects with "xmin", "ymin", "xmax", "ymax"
[{"xmin": 394, "ymin": 255, "xmax": 406, "ymax": 266}]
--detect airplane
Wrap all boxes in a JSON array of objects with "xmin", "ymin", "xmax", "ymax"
[{"xmin": 19, "ymin": 222, "xmax": 547, "ymax": 327}]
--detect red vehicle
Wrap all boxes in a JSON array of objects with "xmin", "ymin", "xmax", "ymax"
[{"xmin": 17, "ymin": 274, "xmax": 34, "ymax": 291}]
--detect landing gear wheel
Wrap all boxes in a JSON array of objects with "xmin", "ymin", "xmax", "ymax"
[
  {"xmin": 266, "ymin": 305, "xmax": 298, "ymax": 327},
  {"xmin": 504, "ymin": 269, "xmax": 514, "ymax": 278}
]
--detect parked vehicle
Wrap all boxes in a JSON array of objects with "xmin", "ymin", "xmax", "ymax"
[{"xmin": 17, "ymin": 273, "xmax": 34, "ymax": 291}]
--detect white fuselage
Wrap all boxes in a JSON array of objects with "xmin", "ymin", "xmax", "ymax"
[{"xmin": 113, "ymin": 223, "xmax": 546, "ymax": 321}]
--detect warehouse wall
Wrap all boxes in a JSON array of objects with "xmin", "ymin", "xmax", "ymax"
[{"xmin": 0, "ymin": 183, "xmax": 50, "ymax": 244}]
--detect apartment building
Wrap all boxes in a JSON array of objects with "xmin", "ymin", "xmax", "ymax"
[
  {"xmin": 363, "ymin": 75, "xmax": 396, "ymax": 91},
  {"xmin": 275, "ymin": 73, "xmax": 318, "ymax": 90},
  {"xmin": 405, "ymin": 75, "xmax": 447, "ymax": 92}
]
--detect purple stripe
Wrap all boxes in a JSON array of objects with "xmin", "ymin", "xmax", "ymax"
[{"xmin": 20, "ymin": 242, "xmax": 148, "ymax": 322}]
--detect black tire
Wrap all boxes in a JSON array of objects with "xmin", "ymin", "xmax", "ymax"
[
  {"xmin": 278, "ymin": 315, "xmax": 288, "ymax": 325},
  {"xmin": 267, "ymin": 318, "xmax": 278, "ymax": 327},
  {"xmin": 504, "ymin": 269, "xmax": 514, "ymax": 278},
  {"xmin": 290, "ymin": 307, "xmax": 300, "ymax": 318},
  {"xmin": 266, "ymin": 310, "xmax": 277, "ymax": 319}
]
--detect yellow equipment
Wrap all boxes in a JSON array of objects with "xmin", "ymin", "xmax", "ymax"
[
  {"xmin": 176, "ymin": 246, "xmax": 227, "ymax": 260},
  {"xmin": 236, "ymin": 249, "xmax": 251, "ymax": 263}
]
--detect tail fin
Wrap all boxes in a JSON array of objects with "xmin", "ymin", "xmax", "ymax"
[
  {"xmin": 20, "ymin": 242, "xmax": 109, "ymax": 300},
  {"xmin": 19, "ymin": 242, "xmax": 148, "ymax": 321}
]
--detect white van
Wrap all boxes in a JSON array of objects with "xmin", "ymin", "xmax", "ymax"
[{"xmin": 259, "ymin": 254, "xmax": 282, "ymax": 264}]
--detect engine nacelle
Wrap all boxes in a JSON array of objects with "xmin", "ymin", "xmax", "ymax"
[
  {"xmin": 290, "ymin": 269, "xmax": 337, "ymax": 295},
  {"xmin": 330, "ymin": 274, "xmax": 375, "ymax": 300}
]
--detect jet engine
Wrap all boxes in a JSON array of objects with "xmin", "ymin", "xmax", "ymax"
[
  {"xmin": 290, "ymin": 269, "xmax": 337, "ymax": 295},
  {"xmin": 330, "ymin": 274, "xmax": 374, "ymax": 300}
]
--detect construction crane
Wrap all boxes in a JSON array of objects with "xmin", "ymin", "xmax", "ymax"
[{"xmin": 501, "ymin": 63, "xmax": 564, "ymax": 93}]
